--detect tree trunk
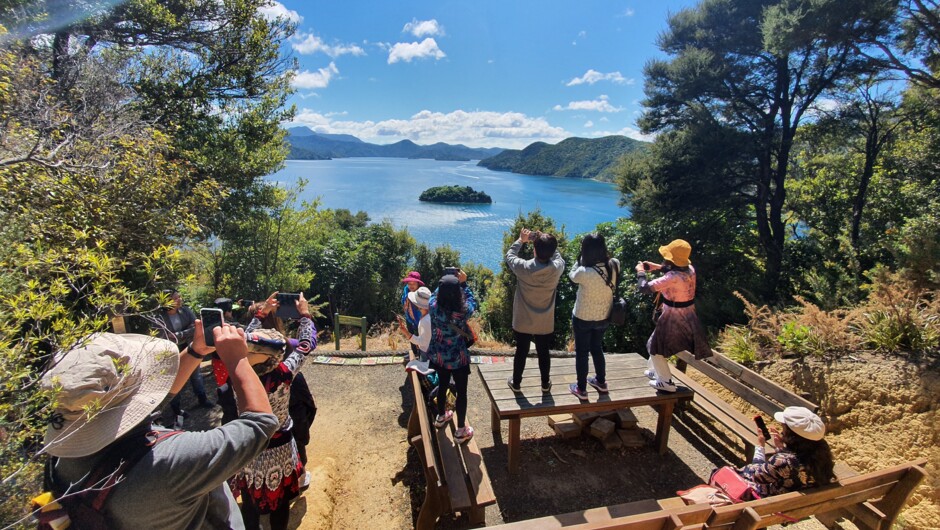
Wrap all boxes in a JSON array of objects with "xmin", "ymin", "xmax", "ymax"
[
  {"xmin": 851, "ymin": 126, "xmax": 879, "ymax": 251},
  {"xmin": 52, "ymin": 32, "xmax": 70, "ymax": 83}
]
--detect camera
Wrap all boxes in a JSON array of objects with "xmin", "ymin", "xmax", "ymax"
[
  {"xmin": 443, "ymin": 266, "xmax": 459, "ymax": 277},
  {"xmin": 643, "ymin": 262, "xmax": 650, "ymax": 271}
]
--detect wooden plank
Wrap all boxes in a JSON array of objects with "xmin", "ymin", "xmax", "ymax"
[
  {"xmin": 435, "ymin": 417, "xmax": 472, "ymax": 511},
  {"xmin": 843, "ymin": 501, "xmax": 887, "ymax": 530},
  {"xmin": 671, "ymin": 372, "xmax": 761, "ymax": 436},
  {"xmin": 683, "ymin": 351, "xmax": 817, "ymax": 411},
  {"xmin": 871, "ymin": 464, "xmax": 928, "ymax": 529},
  {"xmin": 409, "ymin": 371, "xmax": 439, "ymax": 476},
  {"xmin": 491, "ymin": 387, "xmax": 692, "ymax": 417},
  {"xmin": 479, "ymin": 355, "xmax": 648, "ymax": 379},
  {"xmin": 456, "ymin": 429, "xmax": 497, "ymax": 508},
  {"xmin": 487, "ymin": 500, "xmax": 708, "ymax": 529},
  {"xmin": 676, "ymin": 352, "xmax": 782, "ymax": 417},
  {"xmin": 336, "ymin": 314, "xmax": 364, "ymax": 326}
]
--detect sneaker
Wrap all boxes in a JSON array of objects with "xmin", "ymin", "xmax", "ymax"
[
  {"xmin": 507, "ymin": 376, "xmax": 522, "ymax": 394},
  {"xmin": 650, "ymin": 379, "xmax": 677, "ymax": 393},
  {"xmin": 406, "ymin": 360, "xmax": 435, "ymax": 375},
  {"xmin": 541, "ymin": 380, "xmax": 552, "ymax": 393},
  {"xmin": 643, "ymin": 369, "xmax": 656, "ymax": 380},
  {"xmin": 300, "ymin": 470, "xmax": 312, "ymax": 489},
  {"xmin": 433, "ymin": 410, "xmax": 454, "ymax": 428},
  {"xmin": 455, "ymin": 425, "xmax": 475, "ymax": 444},
  {"xmin": 587, "ymin": 376, "xmax": 609, "ymax": 394},
  {"xmin": 568, "ymin": 383, "xmax": 589, "ymax": 401}
]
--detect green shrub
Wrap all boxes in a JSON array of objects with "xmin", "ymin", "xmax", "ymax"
[
  {"xmin": 776, "ymin": 321, "xmax": 823, "ymax": 358},
  {"xmin": 720, "ymin": 325, "xmax": 759, "ymax": 363}
]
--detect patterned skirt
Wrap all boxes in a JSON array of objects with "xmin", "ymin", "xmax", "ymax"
[
  {"xmin": 235, "ymin": 432, "xmax": 304, "ymax": 513},
  {"xmin": 647, "ymin": 305, "xmax": 712, "ymax": 360}
]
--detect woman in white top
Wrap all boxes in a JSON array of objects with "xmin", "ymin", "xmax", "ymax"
[{"xmin": 568, "ymin": 233, "xmax": 620, "ymax": 400}]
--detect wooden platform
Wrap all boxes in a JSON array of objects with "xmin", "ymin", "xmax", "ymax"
[{"xmin": 478, "ymin": 353, "xmax": 694, "ymax": 473}]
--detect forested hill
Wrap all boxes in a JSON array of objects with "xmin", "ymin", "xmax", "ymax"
[
  {"xmin": 477, "ymin": 135, "xmax": 648, "ymax": 182},
  {"xmin": 286, "ymin": 127, "xmax": 504, "ymax": 161}
]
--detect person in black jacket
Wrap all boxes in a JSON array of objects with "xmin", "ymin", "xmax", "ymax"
[{"xmin": 156, "ymin": 290, "xmax": 213, "ymax": 420}]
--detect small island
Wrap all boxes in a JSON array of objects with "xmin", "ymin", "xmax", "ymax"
[{"xmin": 419, "ymin": 185, "xmax": 493, "ymax": 204}]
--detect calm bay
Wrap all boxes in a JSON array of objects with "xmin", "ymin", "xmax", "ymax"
[{"xmin": 269, "ymin": 158, "xmax": 628, "ymax": 270}]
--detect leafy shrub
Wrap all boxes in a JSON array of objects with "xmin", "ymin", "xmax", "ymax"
[
  {"xmin": 720, "ymin": 325, "xmax": 759, "ymax": 363},
  {"xmin": 776, "ymin": 321, "xmax": 821, "ymax": 358}
]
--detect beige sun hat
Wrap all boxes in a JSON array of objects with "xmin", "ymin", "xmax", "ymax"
[
  {"xmin": 407, "ymin": 286, "xmax": 432, "ymax": 310},
  {"xmin": 774, "ymin": 406, "xmax": 826, "ymax": 441},
  {"xmin": 41, "ymin": 333, "xmax": 179, "ymax": 458}
]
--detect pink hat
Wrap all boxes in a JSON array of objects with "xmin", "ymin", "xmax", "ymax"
[{"xmin": 400, "ymin": 271, "xmax": 424, "ymax": 286}]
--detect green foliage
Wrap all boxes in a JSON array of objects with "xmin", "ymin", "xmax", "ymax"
[
  {"xmin": 858, "ymin": 268, "xmax": 940, "ymax": 355},
  {"xmin": 720, "ymin": 326, "xmax": 759, "ymax": 364},
  {"xmin": 478, "ymin": 135, "xmax": 647, "ymax": 182},
  {"xmin": 776, "ymin": 322, "xmax": 822, "ymax": 358},
  {"xmin": 418, "ymin": 185, "xmax": 492, "ymax": 204}
]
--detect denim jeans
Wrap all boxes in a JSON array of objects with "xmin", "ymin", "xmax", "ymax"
[
  {"xmin": 572, "ymin": 316, "xmax": 608, "ymax": 392},
  {"xmin": 170, "ymin": 368, "xmax": 209, "ymax": 414}
]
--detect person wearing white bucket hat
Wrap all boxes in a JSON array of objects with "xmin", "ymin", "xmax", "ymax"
[
  {"xmin": 733, "ymin": 406, "xmax": 835, "ymax": 497},
  {"xmin": 400, "ymin": 287, "xmax": 436, "ymax": 375},
  {"xmin": 41, "ymin": 322, "xmax": 278, "ymax": 529}
]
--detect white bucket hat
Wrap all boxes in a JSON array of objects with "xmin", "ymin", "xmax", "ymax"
[
  {"xmin": 407, "ymin": 286, "xmax": 432, "ymax": 310},
  {"xmin": 774, "ymin": 406, "xmax": 826, "ymax": 441},
  {"xmin": 41, "ymin": 333, "xmax": 179, "ymax": 458}
]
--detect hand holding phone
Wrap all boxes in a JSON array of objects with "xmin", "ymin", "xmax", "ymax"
[
  {"xmin": 200, "ymin": 308, "xmax": 224, "ymax": 347},
  {"xmin": 443, "ymin": 266, "xmax": 459, "ymax": 277},
  {"xmin": 754, "ymin": 415, "xmax": 771, "ymax": 440},
  {"xmin": 275, "ymin": 292, "xmax": 301, "ymax": 319}
]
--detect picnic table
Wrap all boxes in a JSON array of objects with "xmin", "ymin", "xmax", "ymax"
[{"xmin": 477, "ymin": 353, "xmax": 693, "ymax": 473}]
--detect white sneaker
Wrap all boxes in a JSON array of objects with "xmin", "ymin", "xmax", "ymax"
[
  {"xmin": 644, "ymin": 369, "xmax": 656, "ymax": 380},
  {"xmin": 301, "ymin": 470, "xmax": 312, "ymax": 489},
  {"xmin": 650, "ymin": 379, "xmax": 677, "ymax": 392}
]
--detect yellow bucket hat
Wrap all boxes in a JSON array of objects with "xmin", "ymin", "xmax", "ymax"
[{"xmin": 659, "ymin": 239, "xmax": 692, "ymax": 267}]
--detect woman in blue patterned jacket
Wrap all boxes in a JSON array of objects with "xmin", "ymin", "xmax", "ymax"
[{"xmin": 427, "ymin": 271, "xmax": 478, "ymax": 444}]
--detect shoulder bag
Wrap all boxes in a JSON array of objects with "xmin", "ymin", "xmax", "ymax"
[{"xmin": 594, "ymin": 261, "xmax": 626, "ymax": 326}]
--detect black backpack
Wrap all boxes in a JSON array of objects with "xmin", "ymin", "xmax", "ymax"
[{"xmin": 36, "ymin": 430, "xmax": 180, "ymax": 530}]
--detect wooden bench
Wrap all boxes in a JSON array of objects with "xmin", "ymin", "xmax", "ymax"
[
  {"xmin": 488, "ymin": 459, "xmax": 927, "ymax": 530},
  {"xmin": 670, "ymin": 350, "xmax": 817, "ymax": 462},
  {"xmin": 406, "ymin": 361, "xmax": 495, "ymax": 528}
]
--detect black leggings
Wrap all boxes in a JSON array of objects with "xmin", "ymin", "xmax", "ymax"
[
  {"xmin": 433, "ymin": 364, "xmax": 470, "ymax": 428},
  {"xmin": 240, "ymin": 499, "xmax": 290, "ymax": 530},
  {"xmin": 512, "ymin": 330, "xmax": 552, "ymax": 387}
]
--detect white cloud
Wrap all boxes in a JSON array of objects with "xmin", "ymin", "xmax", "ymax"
[
  {"xmin": 588, "ymin": 126, "xmax": 655, "ymax": 142},
  {"xmin": 553, "ymin": 95, "xmax": 624, "ymax": 113},
  {"xmin": 584, "ymin": 120, "xmax": 594, "ymax": 128},
  {"xmin": 600, "ymin": 116, "xmax": 610, "ymax": 122},
  {"xmin": 292, "ymin": 62, "xmax": 339, "ymax": 90},
  {"xmin": 290, "ymin": 108, "xmax": 570, "ymax": 149},
  {"xmin": 291, "ymin": 32, "xmax": 365, "ymax": 58},
  {"xmin": 388, "ymin": 38, "xmax": 446, "ymax": 64},
  {"xmin": 578, "ymin": 30, "xmax": 587, "ymax": 38},
  {"xmin": 403, "ymin": 18, "xmax": 444, "ymax": 37},
  {"xmin": 620, "ymin": 8, "xmax": 635, "ymax": 17},
  {"xmin": 566, "ymin": 69, "xmax": 633, "ymax": 86},
  {"xmin": 258, "ymin": 1, "xmax": 302, "ymax": 23}
]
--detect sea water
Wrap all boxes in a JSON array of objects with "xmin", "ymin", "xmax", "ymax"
[{"xmin": 268, "ymin": 158, "xmax": 628, "ymax": 270}]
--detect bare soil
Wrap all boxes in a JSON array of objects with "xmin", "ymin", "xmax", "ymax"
[{"xmin": 182, "ymin": 350, "xmax": 938, "ymax": 529}]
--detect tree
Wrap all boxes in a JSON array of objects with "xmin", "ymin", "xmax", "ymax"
[
  {"xmin": 639, "ymin": 0, "xmax": 894, "ymax": 299},
  {"xmin": 860, "ymin": 0, "xmax": 940, "ymax": 89}
]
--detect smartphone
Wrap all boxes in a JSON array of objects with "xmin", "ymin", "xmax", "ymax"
[
  {"xmin": 643, "ymin": 262, "xmax": 651, "ymax": 271},
  {"xmin": 754, "ymin": 415, "xmax": 771, "ymax": 440},
  {"xmin": 443, "ymin": 266, "xmax": 459, "ymax": 277},
  {"xmin": 274, "ymin": 292, "xmax": 301, "ymax": 319},
  {"xmin": 200, "ymin": 308, "xmax": 224, "ymax": 347}
]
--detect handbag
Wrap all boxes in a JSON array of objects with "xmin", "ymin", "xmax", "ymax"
[
  {"xmin": 448, "ymin": 321, "xmax": 477, "ymax": 348},
  {"xmin": 594, "ymin": 261, "xmax": 626, "ymax": 326},
  {"xmin": 676, "ymin": 484, "xmax": 733, "ymax": 506},
  {"xmin": 708, "ymin": 466, "xmax": 760, "ymax": 503},
  {"xmin": 651, "ymin": 292, "xmax": 663, "ymax": 323}
]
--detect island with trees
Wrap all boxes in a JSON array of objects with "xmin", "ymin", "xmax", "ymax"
[{"xmin": 419, "ymin": 185, "xmax": 493, "ymax": 204}]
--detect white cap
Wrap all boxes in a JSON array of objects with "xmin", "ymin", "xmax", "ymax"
[{"xmin": 774, "ymin": 406, "xmax": 826, "ymax": 441}]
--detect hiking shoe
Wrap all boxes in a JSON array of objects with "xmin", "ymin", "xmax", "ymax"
[
  {"xmin": 433, "ymin": 410, "xmax": 454, "ymax": 428},
  {"xmin": 587, "ymin": 376, "xmax": 609, "ymax": 394},
  {"xmin": 541, "ymin": 380, "xmax": 552, "ymax": 393},
  {"xmin": 650, "ymin": 379, "xmax": 677, "ymax": 393},
  {"xmin": 300, "ymin": 470, "xmax": 312, "ymax": 489},
  {"xmin": 568, "ymin": 383, "xmax": 589, "ymax": 401},
  {"xmin": 644, "ymin": 369, "xmax": 656, "ymax": 380},
  {"xmin": 507, "ymin": 376, "xmax": 522, "ymax": 394},
  {"xmin": 455, "ymin": 425, "xmax": 474, "ymax": 444}
]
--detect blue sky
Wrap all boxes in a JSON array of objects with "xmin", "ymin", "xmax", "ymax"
[{"xmin": 263, "ymin": 1, "xmax": 698, "ymax": 149}]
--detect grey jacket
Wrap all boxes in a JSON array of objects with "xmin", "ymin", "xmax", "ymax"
[{"xmin": 506, "ymin": 239, "xmax": 565, "ymax": 334}]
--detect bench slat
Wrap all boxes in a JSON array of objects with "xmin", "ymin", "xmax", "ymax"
[
  {"xmin": 410, "ymin": 371, "xmax": 440, "ymax": 477},
  {"xmin": 684, "ymin": 352, "xmax": 817, "ymax": 411},
  {"xmin": 456, "ymin": 430, "xmax": 497, "ymax": 509},
  {"xmin": 489, "ymin": 500, "xmax": 710, "ymax": 530},
  {"xmin": 435, "ymin": 419, "xmax": 473, "ymax": 511},
  {"xmin": 670, "ymin": 371, "xmax": 763, "ymax": 448},
  {"xmin": 676, "ymin": 353, "xmax": 782, "ymax": 417}
]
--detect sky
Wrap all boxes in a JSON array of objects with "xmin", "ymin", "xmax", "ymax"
[{"xmin": 263, "ymin": 1, "xmax": 699, "ymax": 149}]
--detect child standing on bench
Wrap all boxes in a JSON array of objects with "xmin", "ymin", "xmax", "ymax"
[{"xmin": 428, "ymin": 271, "xmax": 477, "ymax": 444}]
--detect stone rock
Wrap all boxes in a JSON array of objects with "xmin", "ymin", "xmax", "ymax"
[
  {"xmin": 573, "ymin": 411, "xmax": 599, "ymax": 428},
  {"xmin": 589, "ymin": 418, "xmax": 616, "ymax": 440},
  {"xmin": 554, "ymin": 420, "xmax": 581, "ymax": 439}
]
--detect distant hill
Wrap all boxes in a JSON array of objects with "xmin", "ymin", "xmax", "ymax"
[
  {"xmin": 285, "ymin": 127, "xmax": 504, "ymax": 161},
  {"xmin": 477, "ymin": 135, "xmax": 648, "ymax": 182}
]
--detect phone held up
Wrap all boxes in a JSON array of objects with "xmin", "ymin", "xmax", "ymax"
[
  {"xmin": 200, "ymin": 308, "xmax": 224, "ymax": 347},
  {"xmin": 275, "ymin": 292, "xmax": 301, "ymax": 319},
  {"xmin": 443, "ymin": 266, "xmax": 459, "ymax": 277},
  {"xmin": 753, "ymin": 415, "xmax": 771, "ymax": 440},
  {"xmin": 643, "ymin": 262, "xmax": 651, "ymax": 271}
]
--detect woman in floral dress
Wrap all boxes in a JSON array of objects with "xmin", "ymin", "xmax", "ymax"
[
  {"xmin": 235, "ymin": 292, "xmax": 317, "ymax": 530},
  {"xmin": 635, "ymin": 239, "xmax": 711, "ymax": 392}
]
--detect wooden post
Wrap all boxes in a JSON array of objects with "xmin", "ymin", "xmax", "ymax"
[
  {"xmin": 360, "ymin": 316, "xmax": 368, "ymax": 351},
  {"xmin": 110, "ymin": 316, "xmax": 126, "ymax": 334},
  {"xmin": 334, "ymin": 313, "xmax": 340, "ymax": 351}
]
